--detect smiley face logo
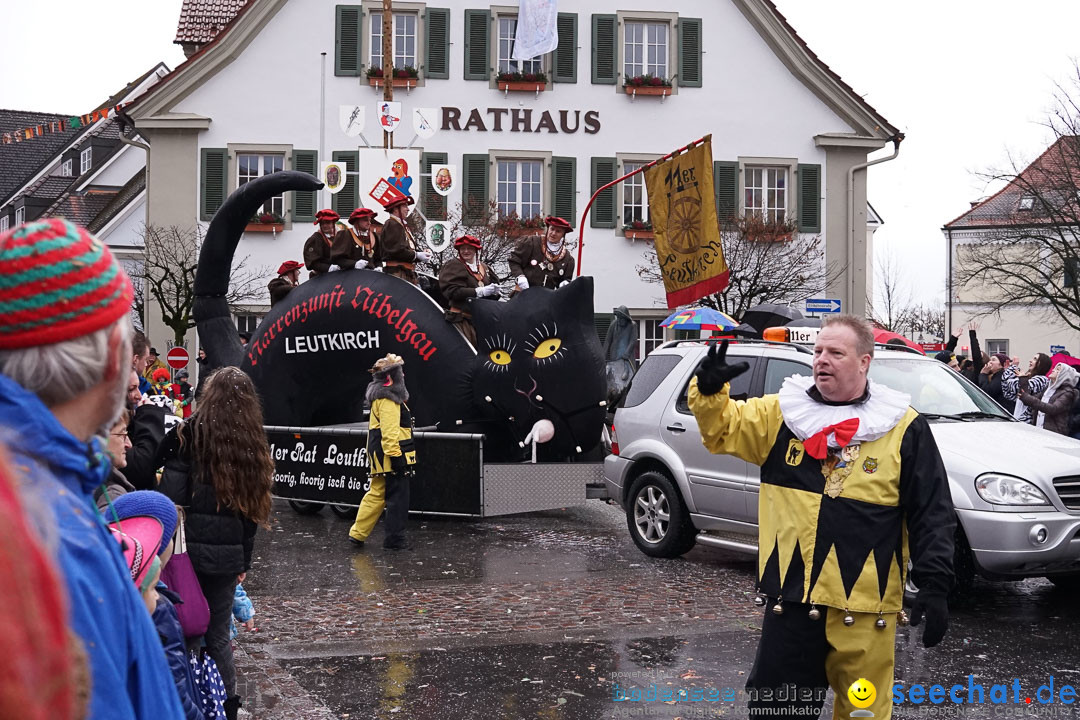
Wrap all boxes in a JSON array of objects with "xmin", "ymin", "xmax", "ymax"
[{"xmin": 847, "ymin": 678, "xmax": 876, "ymax": 710}]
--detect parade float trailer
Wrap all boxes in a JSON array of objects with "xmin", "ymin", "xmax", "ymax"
[{"xmin": 195, "ymin": 171, "xmax": 616, "ymax": 517}]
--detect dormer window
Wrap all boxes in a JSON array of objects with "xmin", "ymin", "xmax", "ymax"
[
  {"xmin": 80, "ymin": 147, "xmax": 92, "ymax": 174},
  {"xmin": 60, "ymin": 159, "xmax": 73, "ymax": 177},
  {"xmin": 1018, "ymin": 196, "xmax": 1035, "ymax": 211}
]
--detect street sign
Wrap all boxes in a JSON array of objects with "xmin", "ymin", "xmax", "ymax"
[
  {"xmin": 1051, "ymin": 345, "xmax": 1066, "ymax": 354},
  {"xmin": 920, "ymin": 343, "xmax": 946, "ymax": 353},
  {"xmin": 804, "ymin": 298, "xmax": 842, "ymax": 314},
  {"xmin": 166, "ymin": 347, "xmax": 189, "ymax": 369}
]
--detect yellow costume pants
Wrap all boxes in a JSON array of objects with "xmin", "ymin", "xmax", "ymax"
[{"xmin": 348, "ymin": 475, "xmax": 385, "ymax": 541}]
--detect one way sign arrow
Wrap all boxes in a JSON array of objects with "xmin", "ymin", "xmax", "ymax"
[{"xmin": 804, "ymin": 298, "xmax": 842, "ymax": 314}]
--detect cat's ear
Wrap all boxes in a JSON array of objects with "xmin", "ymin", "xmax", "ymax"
[{"xmin": 551, "ymin": 277, "xmax": 595, "ymax": 332}]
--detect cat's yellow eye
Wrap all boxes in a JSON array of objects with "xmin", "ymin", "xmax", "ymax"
[
  {"xmin": 489, "ymin": 349, "xmax": 512, "ymax": 365},
  {"xmin": 533, "ymin": 338, "xmax": 562, "ymax": 359}
]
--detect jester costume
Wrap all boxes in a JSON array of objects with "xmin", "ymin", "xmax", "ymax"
[{"xmin": 689, "ymin": 372, "xmax": 954, "ymax": 719}]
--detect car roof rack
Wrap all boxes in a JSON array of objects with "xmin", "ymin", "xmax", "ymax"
[{"xmin": 655, "ymin": 337, "xmax": 813, "ymax": 355}]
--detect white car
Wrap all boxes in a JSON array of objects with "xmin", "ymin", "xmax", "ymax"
[{"xmin": 604, "ymin": 339, "xmax": 1080, "ymax": 592}]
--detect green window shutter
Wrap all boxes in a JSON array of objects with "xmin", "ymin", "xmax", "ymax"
[
  {"xmin": 677, "ymin": 17, "xmax": 702, "ymax": 87},
  {"xmin": 331, "ymin": 150, "xmax": 359, "ymax": 217},
  {"xmin": 292, "ymin": 150, "xmax": 318, "ymax": 223},
  {"xmin": 421, "ymin": 151, "xmax": 448, "ymax": 220},
  {"xmin": 590, "ymin": 157, "xmax": 617, "ymax": 229},
  {"xmin": 424, "ymin": 8, "xmax": 450, "ymax": 79},
  {"xmin": 551, "ymin": 156, "xmax": 576, "ymax": 227},
  {"xmin": 591, "ymin": 14, "xmax": 617, "ymax": 84},
  {"xmin": 200, "ymin": 148, "xmax": 227, "ymax": 222},
  {"xmin": 594, "ymin": 312, "xmax": 614, "ymax": 344},
  {"xmin": 464, "ymin": 9, "xmax": 490, "ymax": 81},
  {"xmin": 797, "ymin": 164, "xmax": 821, "ymax": 233},
  {"xmin": 462, "ymin": 153, "xmax": 489, "ymax": 224},
  {"xmin": 552, "ymin": 13, "xmax": 578, "ymax": 83},
  {"xmin": 335, "ymin": 6, "xmax": 364, "ymax": 77},
  {"xmin": 713, "ymin": 161, "xmax": 738, "ymax": 224}
]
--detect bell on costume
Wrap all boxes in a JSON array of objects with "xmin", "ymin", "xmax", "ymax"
[
  {"xmin": 752, "ymin": 593, "xmax": 766, "ymax": 607},
  {"xmin": 897, "ymin": 610, "xmax": 910, "ymax": 626},
  {"xmin": 843, "ymin": 611, "xmax": 855, "ymax": 626},
  {"xmin": 876, "ymin": 613, "xmax": 887, "ymax": 629},
  {"xmin": 771, "ymin": 600, "xmax": 784, "ymax": 616},
  {"xmin": 807, "ymin": 605, "xmax": 821, "ymax": 621}
]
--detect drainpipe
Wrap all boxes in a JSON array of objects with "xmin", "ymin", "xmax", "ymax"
[
  {"xmin": 946, "ymin": 227, "xmax": 953, "ymax": 336},
  {"xmin": 848, "ymin": 136, "xmax": 901, "ymax": 315}
]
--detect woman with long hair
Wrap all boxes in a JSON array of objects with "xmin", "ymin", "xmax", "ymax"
[{"xmin": 157, "ymin": 367, "xmax": 274, "ymax": 720}]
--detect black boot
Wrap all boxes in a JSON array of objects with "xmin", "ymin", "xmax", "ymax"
[{"xmin": 224, "ymin": 696, "xmax": 242, "ymax": 720}]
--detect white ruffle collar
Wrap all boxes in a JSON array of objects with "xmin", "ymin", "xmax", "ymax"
[{"xmin": 778, "ymin": 374, "xmax": 911, "ymax": 448}]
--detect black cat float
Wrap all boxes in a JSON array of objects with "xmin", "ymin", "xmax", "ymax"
[{"xmin": 193, "ymin": 171, "xmax": 607, "ymax": 461}]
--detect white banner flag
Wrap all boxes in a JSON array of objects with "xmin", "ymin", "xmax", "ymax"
[{"xmin": 512, "ymin": 0, "xmax": 559, "ymax": 60}]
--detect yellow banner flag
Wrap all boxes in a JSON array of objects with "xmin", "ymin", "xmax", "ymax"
[{"xmin": 644, "ymin": 135, "xmax": 729, "ymax": 306}]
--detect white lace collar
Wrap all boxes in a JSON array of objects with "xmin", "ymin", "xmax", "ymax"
[{"xmin": 778, "ymin": 374, "xmax": 911, "ymax": 447}]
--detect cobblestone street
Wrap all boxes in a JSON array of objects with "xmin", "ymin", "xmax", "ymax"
[{"xmin": 236, "ymin": 499, "xmax": 1080, "ymax": 719}]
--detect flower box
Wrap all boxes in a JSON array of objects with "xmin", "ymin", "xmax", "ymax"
[
  {"xmin": 749, "ymin": 230, "xmax": 794, "ymax": 243},
  {"xmin": 245, "ymin": 222, "xmax": 284, "ymax": 233},
  {"xmin": 369, "ymin": 77, "xmax": 416, "ymax": 88},
  {"xmin": 624, "ymin": 85, "xmax": 672, "ymax": 97},
  {"xmin": 497, "ymin": 80, "xmax": 547, "ymax": 93},
  {"xmin": 625, "ymin": 229, "xmax": 655, "ymax": 241}
]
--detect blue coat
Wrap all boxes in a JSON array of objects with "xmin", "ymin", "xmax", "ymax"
[
  {"xmin": 154, "ymin": 586, "xmax": 206, "ymax": 720},
  {"xmin": 0, "ymin": 373, "xmax": 184, "ymax": 720}
]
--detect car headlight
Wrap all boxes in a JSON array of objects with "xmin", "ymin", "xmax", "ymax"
[{"xmin": 974, "ymin": 473, "xmax": 1051, "ymax": 506}]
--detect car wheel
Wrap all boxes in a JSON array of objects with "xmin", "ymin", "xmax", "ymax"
[
  {"xmin": 625, "ymin": 471, "xmax": 696, "ymax": 558},
  {"xmin": 288, "ymin": 500, "xmax": 324, "ymax": 515},
  {"xmin": 329, "ymin": 504, "xmax": 356, "ymax": 519},
  {"xmin": 1045, "ymin": 574, "xmax": 1080, "ymax": 591}
]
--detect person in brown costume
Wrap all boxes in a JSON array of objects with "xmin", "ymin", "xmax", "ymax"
[
  {"xmin": 332, "ymin": 207, "xmax": 381, "ymax": 270},
  {"xmin": 303, "ymin": 209, "xmax": 340, "ymax": 277},
  {"xmin": 268, "ymin": 260, "xmax": 303, "ymax": 306},
  {"xmin": 509, "ymin": 215, "xmax": 575, "ymax": 291},
  {"xmin": 378, "ymin": 196, "xmax": 431, "ymax": 286},
  {"xmin": 438, "ymin": 234, "xmax": 499, "ymax": 344}
]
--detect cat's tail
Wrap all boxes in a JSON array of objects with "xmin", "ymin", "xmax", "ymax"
[{"xmin": 193, "ymin": 170, "xmax": 322, "ymax": 372}]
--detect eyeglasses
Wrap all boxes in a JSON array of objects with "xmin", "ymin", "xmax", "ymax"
[{"xmin": 111, "ymin": 431, "xmax": 129, "ymax": 439}]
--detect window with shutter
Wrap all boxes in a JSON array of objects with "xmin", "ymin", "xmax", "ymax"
[
  {"xmin": 424, "ymin": 8, "xmax": 450, "ymax": 79},
  {"xmin": 464, "ymin": 9, "xmax": 490, "ymax": 81},
  {"xmin": 713, "ymin": 161, "xmax": 738, "ymax": 225},
  {"xmin": 200, "ymin": 148, "xmax": 227, "ymax": 221},
  {"xmin": 462, "ymin": 154, "xmax": 489, "ymax": 224},
  {"xmin": 551, "ymin": 156, "xmax": 576, "ymax": 226},
  {"xmin": 292, "ymin": 150, "xmax": 318, "ymax": 223},
  {"xmin": 332, "ymin": 151, "xmax": 359, "ymax": 217},
  {"xmin": 797, "ymin": 163, "xmax": 821, "ymax": 233},
  {"xmin": 421, "ymin": 151, "xmax": 448, "ymax": 220},
  {"xmin": 552, "ymin": 13, "xmax": 578, "ymax": 83},
  {"xmin": 677, "ymin": 17, "xmax": 702, "ymax": 87},
  {"xmin": 594, "ymin": 312, "xmax": 614, "ymax": 344},
  {"xmin": 591, "ymin": 14, "xmax": 617, "ymax": 84},
  {"xmin": 335, "ymin": 5, "xmax": 364, "ymax": 77},
  {"xmin": 590, "ymin": 157, "xmax": 617, "ymax": 229}
]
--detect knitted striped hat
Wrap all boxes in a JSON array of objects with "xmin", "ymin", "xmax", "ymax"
[{"xmin": 0, "ymin": 219, "xmax": 134, "ymax": 349}]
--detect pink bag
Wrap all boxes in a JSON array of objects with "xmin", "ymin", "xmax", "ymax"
[{"xmin": 160, "ymin": 513, "xmax": 210, "ymax": 639}]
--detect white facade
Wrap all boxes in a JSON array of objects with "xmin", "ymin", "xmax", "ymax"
[{"xmin": 131, "ymin": 0, "xmax": 898, "ymax": 350}]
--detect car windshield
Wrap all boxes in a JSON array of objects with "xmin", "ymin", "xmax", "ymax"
[{"xmin": 869, "ymin": 356, "xmax": 1012, "ymax": 419}]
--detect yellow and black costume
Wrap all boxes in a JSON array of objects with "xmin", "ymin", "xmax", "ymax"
[
  {"xmin": 689, "ymin": 369, "xmax": 954, "ymax": 720},
  {"xmin": 348, "ymin": 354, "xmax": 417, "ymax": 550}
]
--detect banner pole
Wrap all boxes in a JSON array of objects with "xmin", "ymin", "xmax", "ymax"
[{"xmin": 575, "ymin": 135, "xmax": 709, "ymax": 277}]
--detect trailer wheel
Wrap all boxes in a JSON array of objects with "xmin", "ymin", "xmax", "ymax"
[
  {"xmin": 288, "ymin": 500, "xmax": 324, "ymax": 515},
  {"xmin": 626, "ymin": 471, "xmax": 696, "ymax": 558},
  {"xmin": 329, "ymin": 504, "xmax": 356, "ymax": 519}
]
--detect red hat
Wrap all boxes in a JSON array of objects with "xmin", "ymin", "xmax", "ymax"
[
  {"xmin": 277, "ymin": 260, "xmax": 303, "ymax": 275},
  {"xmin": 454, "ymin": 234, "xmax": 482, "ymax": 249},
  {"xmin": 545, "ymin": 216, "xmax": 573, "ymax": 233},
  {"xmin": 108, "ymin": 516, "xmax": 164, "ymax": 592},
  {"xmin": 314, "ymin": 209, "xmax": 340, "ymax": 224},
  {"xmin": 0, "ymin": 219, "xmax": 135, "ymax": 350},
  {"xmin": 381, "ymin": 195, "xmax": 415, "ymax": 211},
  {"xmin": 349, "ymin": 207, "xmax": 376, "ymax": 222}
]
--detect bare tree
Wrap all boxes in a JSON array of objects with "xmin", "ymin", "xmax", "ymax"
[
  {"xmin": 955, "ymin": 63, "xmax": 1080, "ymax": 331},
  {"xmin": 636, "ymin": 214, "xmax": 842, "ymax": 320},
  {"xmin": 135, "ymin": 225, "xmax": 268, "ymax": 346},
  {"xmin": 870, "ymin": 246, "xmax": 916, "ymax": 333}
]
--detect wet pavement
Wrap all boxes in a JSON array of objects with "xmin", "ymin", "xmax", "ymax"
[{"xmin": 236, "ymin": 499, "xmax": 1080, "ymax": 719}]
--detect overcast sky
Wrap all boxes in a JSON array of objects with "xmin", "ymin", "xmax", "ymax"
[{"xmin": 3, "ymin": 0, "xmax": 1079, "ymax": 306}]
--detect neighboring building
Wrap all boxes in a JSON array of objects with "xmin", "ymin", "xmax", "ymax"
[
  {"xmin": 128, "ymin": 0, "xmax": 900, "ymax": 352},
  {"xmin": 943, "ymin": 136, "xmax": 1080, "ymax": 360}
]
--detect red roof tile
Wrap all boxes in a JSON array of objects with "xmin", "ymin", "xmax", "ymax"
[{"xmin": 174, "ymin": 0, "xmax": 249, "ymax": 45}]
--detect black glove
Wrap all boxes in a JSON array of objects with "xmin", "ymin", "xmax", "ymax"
[
  {"xmin": 694, "ymin": 341, "xmax": 750, "ymax": 396},
  {"xmin": 390, "ymin": 455, "xmax": 407, "ymax": 475},
  {"xmin": 909, "ymin": 591, "xmax": 948, "ymax": 648}
]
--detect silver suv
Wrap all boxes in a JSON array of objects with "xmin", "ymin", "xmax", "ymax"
[{"xmin": 604, "ymin": 339, "xmax": 1080, "ymax": 591}]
